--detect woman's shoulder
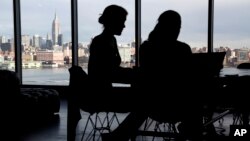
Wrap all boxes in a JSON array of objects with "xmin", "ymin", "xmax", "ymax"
[
  {"xmin": 89, "ymin": 35, "xmax": 104, "ymax": 52},
  {"xmin": 91, "ymin": 34, "xmax": 103, "ymax": 42},
  {"xmin": 90, "ymin": 34, "xmax": 106, "ymax": 46},
  {"xmin": 140, "ymin": 40, "xmax": 152, "ymax": 48},
  {"xmin": 177, "ymin": 40, "xmax": 190, "ymax": 47},
  {"xmin": 177, "ymin": 40, "xmax": 192, "ymax": 52},
  {"xmin": 92, "ymin": 33, "xmax": 115, "ymax": 44},
  {"xmin": 140, "ymin": 41, "xmax": 151, "ymax": 51}
]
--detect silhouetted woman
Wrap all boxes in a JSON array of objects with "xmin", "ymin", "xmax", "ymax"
[
  {"xmin": 88, "ymin": 4, "xmax": 146, "ymax": 141},
  {"xmin": 88, "ymin": 4, "xmax": 132, "ymax": 91},
  {"xmin": 140, "ymin": 9, "xmax": 193, "ymax": 77},
  {"xmin": 139, "ymin": 10, "xmax": 203, "ymax": 141}
]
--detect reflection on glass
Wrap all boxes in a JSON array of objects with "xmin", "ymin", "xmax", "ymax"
[
  {"xmin": 142, "ymin": 0, "xmax": 207, "ymax": 52},
  {"xmin": 214, "ymin": 0, "xmax": 250, "ymax": 68},
  {"xmin": 21, "ymin": 0, "xmax": 71, "ymax": 85},
  {"xmin": 0, "ymin": 0, "xmax": 15, "ymax": 70},
  {"xmin": 78, "ymin": 0, "xmax": 135, "ymax": 69}
]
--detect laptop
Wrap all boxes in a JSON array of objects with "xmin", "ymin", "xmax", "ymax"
[{"xmin": 190, "ymin": 52, "xmax": 226, "ymax": 76}]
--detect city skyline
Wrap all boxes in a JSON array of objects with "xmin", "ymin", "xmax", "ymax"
[{"xmin": 0, "ymin": 0, "xmax": 250, "ymax": 49}]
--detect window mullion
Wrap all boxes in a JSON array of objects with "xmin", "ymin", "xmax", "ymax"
[
  {"xmin": 13, "ymin": 0, "xmax": 22, "ymax": 83},
  {"xmin": 135, "ymin": 0, "xmax": 141, "ymax": 67},
  {"xmin": 208, "ymin": 0, "xmax": 214, "ymax": 53},
  {"xmin": 71, "ymin": 0, "xmax": 78, "ymax": 65}
]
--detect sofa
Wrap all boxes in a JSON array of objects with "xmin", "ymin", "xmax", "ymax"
[
  {"xmin": 0, "ymin": 70, "xmax": 60, "ymax": 118},
  {"xmin": 20, "ymin": 88, "xmax": 60, "ymax": 117}
]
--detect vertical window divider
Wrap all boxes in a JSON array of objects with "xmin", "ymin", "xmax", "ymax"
[
  {"xmin": 135, "ymin": 0, "xmax": 141, "ymax": 67},
  {"xmin": 208, "ymin": 0, "xmax": 214, "ymax": 53},
  {"xmin": 13, "ymin": 0, "xmax": 22, "ymax": 83},
  {"xmin": 71, "ymin": 0, "xmax": 78, "ymax": 65}
]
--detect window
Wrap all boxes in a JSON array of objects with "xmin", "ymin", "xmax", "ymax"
[
  {"xmin": 20, "ymin": 0, "xmax": 71, "ymax": 85},
  {"xmin": 214, "ymin": 0, "xmax": 250, "ymax": 68},
  {"xmin": 9, "ymin": 1, "xmax": 248, "ymax": 86},
  {"xmin": 78, "ymin": 0, "xmax": 135, "ymax": 71},
  {"xmin": 141, "ymin": 0, "xmax": 208, "ymax": 53},
  {"xmin": 0, "ymin": 0, "xmax": 14, "ymax": 70}
]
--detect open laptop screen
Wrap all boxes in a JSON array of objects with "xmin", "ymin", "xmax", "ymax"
[{"xmin": 190, "ymin": 52, "xmax": 226, "ymax": 76}]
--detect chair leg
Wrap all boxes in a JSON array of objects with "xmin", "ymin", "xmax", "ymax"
[
  {"xmin": 135, "ymin": 118, "xmax": 179, "ymax": 141},
  {"xmin": 81, "ymin": 112, "xmax": 123, "ymax": 141},
  {"xmin": 81, "ymin": 115, "xmax": 92, "ymax": 141}
]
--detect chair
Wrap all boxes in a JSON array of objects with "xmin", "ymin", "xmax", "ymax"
[
  {"xmin": 67, "ymin": 65, "xmax": 86, "ymax": 141},
  {"xmin": 134, "ymin": 109, "xmax": 231, "ymax": 141},
  {"xmin": 79, "ymin": 112, "xmax": 121, "ymax": 141},
  {"xmin": 223, "ymin": 75, "xmax": 250, "ymax": 126},
  {"xmin": 67, "ymin": 65, "xmax": 122, "ymax": 141},
  {"xmin": 135, "ymin": 117, "xmax": 179, "ymax": 141}
]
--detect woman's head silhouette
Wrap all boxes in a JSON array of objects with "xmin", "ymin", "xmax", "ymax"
[
  {"xmin": 149, "ymin": 10, "xmax": 181, "ymax": 42},
  {"xmin": 99, "ymin": 5, "xmax": 128, "ymax": 35}
]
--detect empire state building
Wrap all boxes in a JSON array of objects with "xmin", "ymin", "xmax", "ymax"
[{"xmin": 52, "ymin": 12, "xmax": 61, "ymax": 45}]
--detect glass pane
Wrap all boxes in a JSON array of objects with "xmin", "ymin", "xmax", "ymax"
[
  {"xmin": 0, "ymin": 0, "xmax": 15, "ymax": 71},
  {"xmin": 78, "ymin": 0, "xmax": 135, "ymax": 72},
  {"xmin": 21, "ymin": 0, "xmax": 71, "ymax": 85},
  {"xmin": 214, "ymin": 0, "xmax": 250, "ymax": 68},
  {"xmin": 141, "ymin": 0, "xmax": 208, "ymax": 52}
]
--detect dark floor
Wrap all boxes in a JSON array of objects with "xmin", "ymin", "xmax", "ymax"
[
  {"xmin": 19, "ymin": 99, "xmax": 67, "ymax": 141},
  {"xmin": 19, "ymin": 99, "xmax": 247, "ymax": 141}
]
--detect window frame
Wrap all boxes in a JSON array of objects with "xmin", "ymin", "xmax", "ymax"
[{"xmin": 12, "ymin": 0, "xmax": 213, "ymax": 85}]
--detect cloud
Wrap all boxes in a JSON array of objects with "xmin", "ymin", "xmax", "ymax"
[{"xmin": 38, "ymin": 3, "xmax": 43, "ymax": 8}]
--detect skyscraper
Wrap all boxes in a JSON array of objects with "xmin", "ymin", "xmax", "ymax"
[
  {"xmin": 0, "ymin": 36, "xmax": 6, "ymax": 45},
  {"xmin": 33, "ymin": 35, "xmax": 40, "ymax": 47},
  {"xmin": 52, "ymin": 12, "xmax": 61, "ymax": 45},
  {"xmin": 46, "ymin": 33, "xmax": 53, "ymax": 50},
  {"xmin": 58, "ymin": 34, "xmax": 63, "ymax": 46}
]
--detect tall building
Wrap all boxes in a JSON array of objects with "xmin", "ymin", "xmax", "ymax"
[
  {"xmin": 46, "ymin": 33, "xmax": 53, "ymax": 50},
  {"xmin": 33, "ymin": 35, "xmax": 40, "ymax": 48},
  {"xmin": 52, "ymin": 12, "xmax": 61, "ymax": 45},
  {"xmin": 21, "ymin": 35, "xmax": 30, "ymax": 46},
  {"xmin": 0, "ymin": 36, "xmax": 6, "ymax": 45},
  {"xmin": 39, "ymin": 37, "xmax": 47, "ymax": 49},
  {"xmin": 58, "ymin": 34, "xmax": 63, "ymax": 46}
]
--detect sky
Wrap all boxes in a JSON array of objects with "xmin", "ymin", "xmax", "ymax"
[{"xmin": 0, "ymin": 0, "xmax": 250, "ymax": 49}]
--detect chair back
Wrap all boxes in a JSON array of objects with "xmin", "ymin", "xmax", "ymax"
[
  {"xmin": 67, "ymin": 65, "xmax": 87, "ymax": 141},
  {"xmin": 69, "ymin": 65, "xmax": 88, "ymax": 88}
]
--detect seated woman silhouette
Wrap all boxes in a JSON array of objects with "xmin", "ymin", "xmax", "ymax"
[
  {"xmin": 68, "ymin": 6, "xmax": 133, "ymax": 140},
  {"xmin": 102, "ymin": 10, "xmax": 204, "ymax": 141},
  {"xmin": 140, "ymin": 10, "xmax": 193, "ymax": 104},
  {"xmin": 87, "ymin": 5, "xmax": 134, "ymax": 111},
  {"xmin": 88, "ymin": 4, "xmax": 132, "ymax": 88},
  {"xmin": 139, "ymin": 10, "xmax": 203, "ymax": 140}
]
